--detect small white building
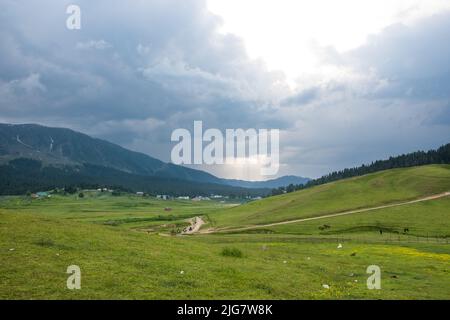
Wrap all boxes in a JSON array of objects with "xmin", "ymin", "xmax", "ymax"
[
  {"xmin": 136, "ymin": 192, "xmax": 144, "ymax": 196},
  {"xmin": 192, "ymin": 196, "xmax": 211, "ymax": 201}
]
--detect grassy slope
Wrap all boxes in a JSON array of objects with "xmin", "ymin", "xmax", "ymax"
[
  {"xmin": 208, "ymin": 165, "xmax": 450, "ymax": 229},
  {"xmin": 1, "ymin": 210, "xmax": 449, "ymax": 299},
  {"xmin": 265, "ymin": 197, "xmax": 450, "ymax": 238}
]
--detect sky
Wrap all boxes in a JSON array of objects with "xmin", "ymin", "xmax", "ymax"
[{"xmin": 0, "ymin": 0, "xmax": 449, "ymax": 180}]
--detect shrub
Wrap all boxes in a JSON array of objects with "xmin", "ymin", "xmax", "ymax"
[
  {"xmin": 221, "ymin": 247, "xmax": 243, "ymax": 258},
  {"xmin": 35, "ymin": 238, "xmax": 55, "ymax": 247}
]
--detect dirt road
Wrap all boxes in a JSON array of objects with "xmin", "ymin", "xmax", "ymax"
[
  {"xmin": 200, "ymin": 191, "xmax": 450, "ymax": 234},
  {"xmin": 182, "ymin": 216, "xmax": 205, "ymax": 234}
]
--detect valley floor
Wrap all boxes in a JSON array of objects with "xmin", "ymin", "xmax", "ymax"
[
  {"xmin": 0, "ymin": 165, "xmax": 449, "ymax": 299},
  {"xmin": 0, "ymin": 195, "xmax": 449, "ymax": 299}
]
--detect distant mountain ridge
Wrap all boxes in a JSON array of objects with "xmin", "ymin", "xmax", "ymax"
[
  {"xmin": 0, "ymin": 123, "xmax": 224, "ymax": 184},
  {"xmin": 0, "ymin": 123, "xmax": 308, "ymax": 194},
  {"xmin": 223, "ymin": 175, "xmax": 310, "ymax": 189}
]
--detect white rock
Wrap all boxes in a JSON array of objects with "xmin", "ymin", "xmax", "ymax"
[
  {"xmin": 337, "ymin": 243, "xmax": 343, "ymax": 249},
  {"xmin": 180, "ymin": 270, "xmax": 184, "ymax": 274},
  {"xmin": 322, "ymin": 284, "xmax": 330, "ymax": 289},
  {"xmin": 283, "ymin": 260, "xmax": 287, "ymax": 264},
  {"xmin": 9, "ymin": 248, "xmax": 15, "ymax": 251}
]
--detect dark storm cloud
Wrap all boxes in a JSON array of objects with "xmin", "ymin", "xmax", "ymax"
[
  {"xmin": 347, "ymin": 12, "xmax": 450, "ymax": 101},
  {"xmin": 0, "ymin": 1, "xmax": 449, "ymax": 178},
  {"xmin": 0, "ymin": 0, "xmax": 288, "ymax": 160}
]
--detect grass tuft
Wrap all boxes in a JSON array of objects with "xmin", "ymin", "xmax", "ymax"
[
  {"xmin": 221, "ymin": 247, "xmax": 243, "ymax": 258},
  {"xmin": 34, "ymin": 238, "xmax": 55, "ymax": 247}
]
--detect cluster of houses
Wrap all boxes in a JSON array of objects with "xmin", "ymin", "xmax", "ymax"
[
  {"xmin": 134, "ymin": 193, "xmax": 226, "ymax": 201},
  {"xmin": 30, "ymin": 192, "xmax": 51, "ymax": 199},
  {"xmin": 191, "ymin": 196, "xmax": 210, "ymax": 201},
  {"xmin": 29, "ymin": 188, "xmax": 232, "ymax": 202}
]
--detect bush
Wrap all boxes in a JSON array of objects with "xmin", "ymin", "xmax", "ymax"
[
  {"xmin": 221, "ymin": 247, "xmax": 243, "ymax": 258},
  {"xmin": 34, "ymin": 238, "xmax": 55, "ymax": 247},
  {"xmin": 78, "ymin": 192, "xmax": 84, "ymax": 198}
]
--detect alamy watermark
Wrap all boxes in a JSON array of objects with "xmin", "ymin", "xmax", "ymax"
[
  {"xmin": 66, "ymin": 265, "xmax": 81, "ymax": 290},
  {"xmin": 171, "ymin": 121, "xmax": 280, "ymax": 176},
  {"xmin": 366, "ymin": 265, "xmax": 381, "ymax": 290},
  {"xmin": 66, "ymin": 4, "xmax": 81, "ymax": 30}
]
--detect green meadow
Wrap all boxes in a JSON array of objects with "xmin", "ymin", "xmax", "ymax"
[{"xmin": 0, "ymin": 165, "xmax": 449, "ymax": 299}]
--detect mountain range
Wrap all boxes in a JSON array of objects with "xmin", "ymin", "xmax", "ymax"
[{"xmin": 0, "ymin": 123, "xmax": 309, "ymax": 195}]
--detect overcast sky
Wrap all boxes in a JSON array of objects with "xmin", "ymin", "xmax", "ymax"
[{"xmin": 1, "ymin": 0, "xmax": 449, "ymax": 180}]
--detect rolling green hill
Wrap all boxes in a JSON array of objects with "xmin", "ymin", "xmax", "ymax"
[
  {"xmin": 264, "ymin": 197, "xmax": 450, "ymax": 238},
  {"xmin": 207, "ymin": 165, "xmax": 450, "ymax": 229}
]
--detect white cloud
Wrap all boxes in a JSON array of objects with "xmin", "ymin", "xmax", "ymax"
[
  {"xmin": 208, "ymin": 0, "xmax": 450, "ymax": 85},
  {"xmin": 10, "ymin": 73, "xmax": 46, "ymax": 93}
]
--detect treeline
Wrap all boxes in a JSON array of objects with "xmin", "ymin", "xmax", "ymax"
[
  {"xmin": 0, "ymin": 158, "xmax": 269, "ymax": 198},
  {"xmin": 271, "ymin": 143, "xmax": 450, "ymax": 196}
]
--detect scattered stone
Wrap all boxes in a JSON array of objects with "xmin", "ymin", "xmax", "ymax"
[
  {"xmin": 322, "ymin": 284, "xmax": 330, "ymax": 289},
  {"xmin": 306, "ymin": 257, "xmax": 311, "ymax": 260},
  {"xmin": 349, "ymin": 273, "xmax": 354, "ymax": 277},
  {"xmin": 9, "ymin": 248, "xmax": 15, "ymax": 251},
  {"xmin": 354, "ymin": 280, "xmax": 358, "ymax": 283},
  {"xmin": 283, "ymin": 260, "xmax": 287, "ymax": 264},
  {"xmin": 180, "ymin": 270, "xmax": 185, "ymax": 275},
  {"xmin": 337, "ymin": 243, "xmax": 343, "ymax": 249}
]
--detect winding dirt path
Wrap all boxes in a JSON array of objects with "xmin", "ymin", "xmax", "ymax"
[
  {"xmin": 182, "ymin": 216, "xmax": 205, "ymax": 234},
  {"xmin": 199, "ymin": 191, "xmax": 450, "ymax": 234}
]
